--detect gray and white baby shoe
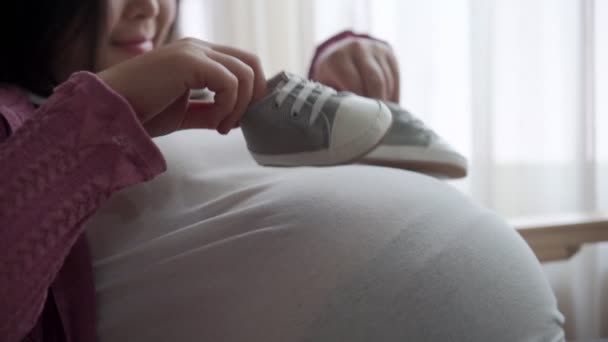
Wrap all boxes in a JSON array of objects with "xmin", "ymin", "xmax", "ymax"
[
  {"xmin": 361, "ymin": 102, "xmax": 468, "ymax": 179},
  {"xmin": 240, "ymin": 72, "xmax": 393, "ymax": 167}
]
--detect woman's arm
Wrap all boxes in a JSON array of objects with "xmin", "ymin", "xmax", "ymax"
[{"xmin": 0, "ymin": 72, "xmax": 166, "ymax": 342}]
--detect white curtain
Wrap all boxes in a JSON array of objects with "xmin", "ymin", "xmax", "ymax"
[{"xmin": 179, "ymin": 0, "xmax": 608, "ymax": 339}]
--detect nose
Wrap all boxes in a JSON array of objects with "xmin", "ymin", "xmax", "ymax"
[{"xmin": 124, "ymin": 0, "xmax": 160, "ymax": 20}]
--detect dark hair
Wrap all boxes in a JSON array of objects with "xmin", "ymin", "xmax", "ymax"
[{"xmin": 0, "ymin": 1, "xmax": 104, "ymax": 96}]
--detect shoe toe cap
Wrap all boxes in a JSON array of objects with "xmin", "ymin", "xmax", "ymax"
[{"xmin": 330, "ymin": 97, "xmax": 392, "ymax": 148}]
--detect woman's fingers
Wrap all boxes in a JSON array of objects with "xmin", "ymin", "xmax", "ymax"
[
  {"xmin": 328, "ymin": 54, "xmax": 364, "ymax": 95},
  {"xmin": 311, "ymin": 38, "xmax": 401, "ymax": 102},
  {"xmin": 182, "ymin": 41, "xmax": 267, "ymax": 134},
  {"xmin": 99, "ymin": 37, "xmax": 268, "ymax": 136},
  {"xmin": 101, "ymin": 34, "xmax": 400, "ymax": 137},
  {"xmin": 205, "ymin": 49, "xmax": 254, "ymax": 134},
  {"xmin": 144, "ymin": 90, "xmax": 191, "ymax": 136},
  {"xmin": 352, "ymin": 42, "xmax": 387, "ymax": 100},
  {"xmin": 180, "ymin": 101, "xmax": 217, "ymax": 129},
  {"xmin": 182, "ymin": 53, "xmax": 239, "ymax": 129},
  {"xmin": 376, "ymin": 54, "xmax": 396, "ymax": 102},
  {"xmin": 210, "ymin": 44, "xmax": 267, "ymax": 102},
  {"xmin": 385, "ymin": 50, "xmax": 401, "ymax": 102},
  {"xmin": 210, "ymin": 45, "xmax": 267, "ymax": 133}
]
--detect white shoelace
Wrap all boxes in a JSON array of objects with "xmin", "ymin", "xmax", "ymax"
[{"xmin": 274, "ymin": 77, "xmax": 337, "ymax": 125}]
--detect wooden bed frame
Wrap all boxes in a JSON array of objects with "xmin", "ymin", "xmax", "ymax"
[{"xmin": 513, "ymin": 213, "xmax": 608, "ymax": 262}]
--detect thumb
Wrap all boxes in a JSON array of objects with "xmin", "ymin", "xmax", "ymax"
[
  {"xmin": 179, "ymin": 100, "xmax": 220, "ymax": 130},
  {"xmin": 142, "ymin": 90, "xmax": 190, "ymax": 137}
]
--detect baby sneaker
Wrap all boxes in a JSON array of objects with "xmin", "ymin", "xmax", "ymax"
[
  {"xmin": 240, "ymin": 71, "xmax": 393, "ymax": 167},
  {"xmin": 360, "ymin": 101, "xmax": 468, "ymax": 179}
]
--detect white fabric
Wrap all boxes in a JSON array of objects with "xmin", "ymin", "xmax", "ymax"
[
  {"xmin": 178, "ymin": 1, "xmax": 608, "ymax": 338},
  {"xmin": 85, "ymin": 130, "xmax": 564, "ymax": 342}
]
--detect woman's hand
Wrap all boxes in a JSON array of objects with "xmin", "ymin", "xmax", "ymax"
[
  {"xmin": 98, "ymin": 38, "xmax": 267, "ymax": 137},
  {"xmin": 312, "ymin": 37, "xmax": 400, "ymax": 103}
]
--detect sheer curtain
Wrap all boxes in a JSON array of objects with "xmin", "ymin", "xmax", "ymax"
[{"xmin": 179, "ymin": 0, "xmax": 607, "ymax": 338}]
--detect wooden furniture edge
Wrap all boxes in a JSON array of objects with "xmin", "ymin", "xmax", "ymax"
[{"xmin": 513, "ymin": 214, "xmax": 608, "ymax": 262}]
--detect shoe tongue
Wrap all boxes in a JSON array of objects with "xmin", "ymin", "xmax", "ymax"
[{"xmin": 266, "ymin": 71, "xmax": 301, "ymax": 91}]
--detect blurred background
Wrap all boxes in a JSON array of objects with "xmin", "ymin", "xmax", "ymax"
[{"xmin": 178, "ymin": 0, "xmax": 607, "ymax": 339}]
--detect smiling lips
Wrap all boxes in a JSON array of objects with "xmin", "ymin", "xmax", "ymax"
[{"xmin": 112, "ymin": 38, "xmax": 154, "ymax": 55}]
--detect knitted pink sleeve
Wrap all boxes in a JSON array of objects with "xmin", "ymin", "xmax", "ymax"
[
  {"xmin": 0, "ymin": 72, "xmax": 166, "ymax": 342},
  {"xmin": 0, "ymin": 115, "xmax": 8, "ymax": 139}
]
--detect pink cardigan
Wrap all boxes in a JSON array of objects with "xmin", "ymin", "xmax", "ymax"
[
  {"xmin": 0, "ymin": 31, "xmax": 379, "ymax": 342},
  {"xmin": 0, "ymin": 72, "xmax": 167, "ymax": 342}
]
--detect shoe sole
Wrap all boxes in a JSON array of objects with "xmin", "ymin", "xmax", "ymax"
[
  {"xmin": 250, "ymin": 101, "xmax": 393, "ymax": 167},
  {"xmin": 361, "ymin": 145, "xmax": 468, "ymax": 179}
]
